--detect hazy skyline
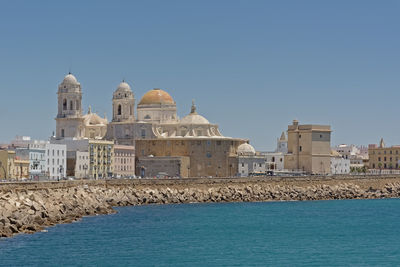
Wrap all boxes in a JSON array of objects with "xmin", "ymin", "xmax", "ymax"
[{"xmin": 0, "ymin": 0, "xmax": 399, "ymax": 150}]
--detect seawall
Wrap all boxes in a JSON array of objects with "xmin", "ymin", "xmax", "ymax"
[{"xmin": 1, "ymin": 175, "xmax": 400, "ymax": 238}]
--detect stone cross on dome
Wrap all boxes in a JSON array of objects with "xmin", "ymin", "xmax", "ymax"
[{"xmin": 191, "ymin": 99, "xmax": 197, "ymax": 114}]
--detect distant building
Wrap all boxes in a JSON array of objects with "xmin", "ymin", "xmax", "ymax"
[
  {"xmin": 330, "ymin": 150, "xmax": 350, "ymax": 174},
  {"xmin": 53, "ymin": 138, "xmax": 114, "ymax": 179},
  {"xmin": 333, "ymin": 144, "xmax": 368, "ymax": 169},
  {"xmin": 284, "ymin": 120, "xmax": 332, "ymax": 175},
  {"xmin": 15, "ymin": 141, "xmax": 66, "ymax": 180},
  {"xmin": 237, "ymin": 133, "xmax": 287, "ymax": 177},
  {"xmin": 368, "ymin": 138, "xmax": 400, "ymax": 170},
  {"xmin": 113, "ymin": 145, "xmax": 135, "ymax": 178},
  {"xmin": 137, "ymin": 156, "xmax": 189, "ymax": 178},
  {"xmin": 0, "ymin": 150, "xmax": 29, "ymax": 180},
  {"xmin": 276, "ymin": 132, "xmax": 288, "ymax": 154},
  {"xmin": 135, "ymin": 102, "xmax": 246, "ymax": 178},
  {"xmin": 67, "ymin": 151, "xmax": 89, "ymax": 179},
  {"xmin": 237, "ymin": 143, "xmax": 265, "ymax": 177}
]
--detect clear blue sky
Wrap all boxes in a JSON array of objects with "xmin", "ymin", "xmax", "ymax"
[{"xmin": 0, "ymin": 0, "xmax": 399, "ymax": 150}]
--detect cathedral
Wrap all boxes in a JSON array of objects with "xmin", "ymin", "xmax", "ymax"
[
  {"xmin": 56, "ymin": 73, "xmax": 229, "ymax": 144},
  {"xmin": 55, "ymin": 73, "xmax": 247, "ymax": 177}
]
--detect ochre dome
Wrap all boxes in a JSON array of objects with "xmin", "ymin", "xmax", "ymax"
[{"xmin": 138, "ymin": 88, "xmax": 174, "ymax": 105}]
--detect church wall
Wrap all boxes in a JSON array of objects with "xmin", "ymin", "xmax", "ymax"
[{"xmin": 135, "ymin": 138, "xmax": 244, "ymax": 178}]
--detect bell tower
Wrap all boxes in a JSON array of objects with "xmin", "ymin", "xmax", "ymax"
[
  {"xmin": 112, "ymin": 80, "xmax": 135, "ymax": 122},
  {"xmin": 55, "ymin": 73, "xmax": 84, "ymax": 139}
]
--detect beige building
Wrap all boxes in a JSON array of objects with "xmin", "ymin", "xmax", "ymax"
[
  {"xmin": 137, "ymin": 156, "xmax": 189, "ymax": 178},
  {"xmin": 0, "ymin": 150, "xmax": 29, "ymax": 180},
  {"xmin": 284, "ymin": 120, "xmax": 332, "ymax": 174},
  {"xmin": 135, "ymin": 101, "xmax": 246, "ymax": 178},
  {"xmin": 136, "ymin": 137, "xmax": 244, "ymax": 178},
  {"xmin": 368, "ymin": 138, "xmax": 400, "ymax": 170},
  {"xmin": 113, "ymin": 145, "xmax": 135, "ymax": 178},
  {"xmin": 55, "ymin": 73, "xmax": 107, "ymax": 139},
  {"xmin": 14, "ymin": 158, "xmax": 30, "ymax": 179}
]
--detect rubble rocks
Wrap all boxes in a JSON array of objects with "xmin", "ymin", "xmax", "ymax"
[{"xmin": 2, "ymin": 179, "xmax": 400, "ymax": 238}]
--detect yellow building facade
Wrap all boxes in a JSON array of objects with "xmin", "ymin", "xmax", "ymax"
[
  {"xmin": 136, "ymin": 138, "xmax": 245, "ymax": 178},
  {"xmin": 0, "ymin": 150, "xmax": 29, "ymax": 180},
  {"xmin": 284, "ymin": 120, "xmax": 332, "ymax": 174},
  {"xmin": 89, "ymin": 140, "xmax": 114, "ymax": 179},
  {"xmin": 368, "ymin": 139, "xmax": 400, "ymax": 169}
]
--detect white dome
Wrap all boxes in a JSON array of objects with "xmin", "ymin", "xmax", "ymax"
[
  {"xmin": 117, "ymin": 81, "xmax": 131, "ymax": 91},
  {"xmin": 180, "ymin": 113, "xmax": 209, "ymax": 124},
  {"xmin": 62, "ymin": 74, "xmax": 79, "ymax": 85},
  {"xmin": 238, "ymin": 143, "xmax": 256, "ymax": 156}
]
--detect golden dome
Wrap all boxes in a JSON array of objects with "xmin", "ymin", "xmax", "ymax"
[{"xmin": 138, "ymin": 88, "xmax": 175, "ymax": 105}]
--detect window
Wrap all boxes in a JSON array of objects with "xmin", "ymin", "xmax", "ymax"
[
  {"xmin": 299, "ymin": 146, "xmax": 302, "ymax": 152},
  {"xmin": 61, "ymin": 129, "xmax": 65, "ymax": 138},
  {"xmin": 118, "ymin": 105, "xmax": 122, "ymax": 115},
  {"xmin": 57, "ymin": 150, "xmax": 59, "ymax": 156},
  {"xmin": 320, "ymin": 134, "xmax": 323, "ymax": 138},
  {"xmin": 63, "ymin": 99, "xmax": 67, "ymax": 110},
  {"xmin": 70, "ymin": 100, "xmax": 73, "ymax": 110},
  {"xmin": 141, "ymin": 129, "xmax": 146, "ymax": 138},
  {"xmin": 206, "ymin": 152, "xmax": 212, "ymax": 158},
  {"xmin": 299, "ymin": 134, "xmax": 301, "ymax": 138}
]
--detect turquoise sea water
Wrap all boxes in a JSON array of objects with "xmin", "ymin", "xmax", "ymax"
[{"xmin": 1, "ymin": 199, "xmax": 400, "ymax": 266}]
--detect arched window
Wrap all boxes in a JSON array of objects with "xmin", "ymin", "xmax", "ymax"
[
  {"xmin": 70, "ymin": 100, "xmax": 73, "ymax": 110},
  {"xmin": 61, "ymin": 129, "xmax": 65, "ymax": 138},
  {"xmin": 117, "ymin": 105, "xmax": 122, "ymax": 115},
  {"xmin": 63, "ymin": 99, "xmax": 67, "ymax": 110}
]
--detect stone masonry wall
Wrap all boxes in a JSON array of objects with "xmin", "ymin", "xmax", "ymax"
[{"xmin": 1, "ymin": 175, "xmax": 400, "ymax": 238}]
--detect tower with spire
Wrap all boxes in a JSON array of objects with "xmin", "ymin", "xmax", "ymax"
[{"xmin": 276, "ymin": 131, "xmax": 288, "ymax": 153}]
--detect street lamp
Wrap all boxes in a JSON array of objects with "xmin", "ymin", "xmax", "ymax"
[
  {"xmin": 83, "ymin": 163, "xmax": 88, "ymax": 180},
  {"xmin": 59, "ymin": 165, "xmax": 64, "ymax": 181}
]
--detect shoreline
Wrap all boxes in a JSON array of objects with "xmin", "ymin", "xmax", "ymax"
[{"xmin": 1, "ymin": 175, "xmax": 400, "ymax": 239}]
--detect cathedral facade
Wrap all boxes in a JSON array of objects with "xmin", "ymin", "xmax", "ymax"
[{"xmin": 55, "ymin": 73, "xmax": 248, "ymax": 178}]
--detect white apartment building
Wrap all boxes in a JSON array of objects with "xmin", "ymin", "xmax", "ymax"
[{"xmin": 46, "ymin": 143, "xmax": 67, "ymax": 180}]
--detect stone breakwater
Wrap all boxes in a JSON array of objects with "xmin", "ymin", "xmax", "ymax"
[{"xmin": 2, "ymin": 176, "xmax": 400, "ymax": 238}]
